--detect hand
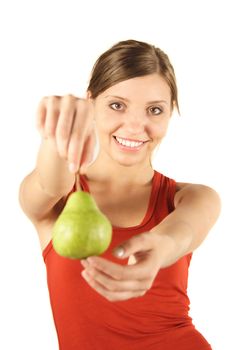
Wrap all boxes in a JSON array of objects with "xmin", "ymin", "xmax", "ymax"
[
  {"xmin": 36, "ymin": 95, "xmax": 97, "ymax": 173},
  {"xmin": 80, "ymin": 232, "xmax": 176, "ymax": 302}
]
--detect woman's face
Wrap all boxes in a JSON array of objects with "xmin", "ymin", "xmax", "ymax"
[{"xmin": 91, "ymin": 73, "xmax": 172, "ymax": 168}]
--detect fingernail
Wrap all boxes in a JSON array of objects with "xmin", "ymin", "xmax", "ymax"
[{"xmin": 113, "ymin": 246, "xmax": 125, "ymax": 258}]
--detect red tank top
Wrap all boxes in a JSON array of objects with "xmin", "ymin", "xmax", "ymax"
[{"xmin": 43, "ymin": 171, "xmax": 211, "ymax": 349}]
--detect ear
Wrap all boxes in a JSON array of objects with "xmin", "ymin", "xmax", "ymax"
[{"xmin": 86, "ymin": 90, "xmax": 92, "ymax": 99}]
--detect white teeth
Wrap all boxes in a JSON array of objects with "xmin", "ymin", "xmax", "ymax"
[{"xmin": 115, "ymin": 136, "xmax": 143, "ymax": 148}]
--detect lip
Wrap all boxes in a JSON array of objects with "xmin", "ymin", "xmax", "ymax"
[
  {"xmin": 113, "ymin": 135, "xmax": 147, "ymax": 152},
  {"xmin": 113, "ymin": 135, "xmax": 148, "ymax": 143}
]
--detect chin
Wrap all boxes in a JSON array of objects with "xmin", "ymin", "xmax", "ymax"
[{"xmin": 113, "ymin": 155, "xmax": 146, "ymax": 168}]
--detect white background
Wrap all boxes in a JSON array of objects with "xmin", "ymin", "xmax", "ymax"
[{"xmin": 0, "ymin": 0, "xmax": 232, "ymax": 349}]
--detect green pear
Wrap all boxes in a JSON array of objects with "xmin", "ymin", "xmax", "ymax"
[{"xmin": 52, "ymin": 191, "xmax": 112, "ymax": 259}]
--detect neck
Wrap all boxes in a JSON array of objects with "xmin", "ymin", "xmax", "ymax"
[{"xmin": 84, "ymin": 153, "xmax": 154, "ymax": 187}]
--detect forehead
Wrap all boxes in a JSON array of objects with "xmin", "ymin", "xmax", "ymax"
[{"xmin": 100, "ymin": 73, "xmax": 171, "ymax": 102}]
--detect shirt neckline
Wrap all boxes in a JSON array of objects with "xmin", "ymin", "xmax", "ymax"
[{"xmin": 79, "ymin": 170, "xmax": 160, "ymax": 232}]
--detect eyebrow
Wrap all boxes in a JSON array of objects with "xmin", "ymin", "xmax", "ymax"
[{"xmin": 104, "ymin": 95, "xmax": 168, "ymax": 105}]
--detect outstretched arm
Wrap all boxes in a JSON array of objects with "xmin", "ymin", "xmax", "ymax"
[
  {"xmin": 80, "ymin": 183, "xmax": 221, "ymax": 301},
  {"xmin": 146, "ymin": 182, "xmax": 221, "ymax": 267}
]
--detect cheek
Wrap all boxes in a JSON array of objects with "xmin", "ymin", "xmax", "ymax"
[{"xmin": 150, "ymin": 121, "xmax": 170, "ymax": 139}]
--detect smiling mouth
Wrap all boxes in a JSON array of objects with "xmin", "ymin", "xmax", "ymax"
[{"xmin": 113, "ymin": 136, "xmax": 147, "ymax": 149}]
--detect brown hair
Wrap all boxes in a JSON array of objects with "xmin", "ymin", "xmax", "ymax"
[{"xmin": 87, "ymin": 39, "xmax": 179, "ymax": 113}]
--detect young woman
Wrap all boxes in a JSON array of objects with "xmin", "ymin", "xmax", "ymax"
[{"xmin": 19, "ymin": 39, "xmax": 221, "ymax": 349}]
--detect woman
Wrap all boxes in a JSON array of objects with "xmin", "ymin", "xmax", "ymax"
[{"xmin": 19, "ymin": 39, "xmax": 221, "ymax": 349}]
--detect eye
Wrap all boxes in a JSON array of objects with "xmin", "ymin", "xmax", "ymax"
[
  {"xmin": 148, "ymin": 106, "xmax": 162, "ymax": 115},
  {"xmin": 109, "ymin": 102, "xmax": 124, "ymax": 111}
]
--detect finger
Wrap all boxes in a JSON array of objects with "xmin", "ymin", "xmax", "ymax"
[
  {"xmin": 85, "ymin": 256, "xmax": 151, "ymax": 281},
  {"xmin": 67, "ymin": 110, "xmax": 86, "ymax": 173},
  {"xmin": 84, "ymin": 266, "xmax": 151, "ymax": 292},
  {"xmin": 113, "ymin": 232, "xmax": 154, "ymax": 259},
  {"xmin": 36, "ymin": 99, "xmax": 47, "ymax": 136},
  {"xmin": 44, "ymin": 97, "xmax": 60, "ymax": 138},
  {"xmin": 81, "ymin": 270, "xmax": 146, "ymax": 302},
  {"xmin": 55, "ymin": 104, "xmax": 76, "ymax": 158},
  {"xmin": 67, "ymin": 99, "xmax": 93, "ymax": 172}
]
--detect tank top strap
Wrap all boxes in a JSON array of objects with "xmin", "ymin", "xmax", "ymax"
[
  {"xmin": 140, "ymin": 171, "xmax": 176, "ymax": 225},
  {"xmin": 79, "ymin": 175, "xmax": 90, "ymax": 192}
]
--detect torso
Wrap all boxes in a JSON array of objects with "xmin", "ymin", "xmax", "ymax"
[{"xmin": 41, "ymin": 173, "xmax": 208, "ymax": 350}]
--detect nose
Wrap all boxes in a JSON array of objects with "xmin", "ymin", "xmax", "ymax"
[{"xmin": 124, "ymin": 113, "xmax": 147, "ymax": 134}]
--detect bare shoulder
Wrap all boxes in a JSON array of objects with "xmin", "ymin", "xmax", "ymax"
[
  {"xmin": 174, "ymin": 181, "xmax": 221, "ymax": 209},
  {"xmin": 175, "ymin": 181, "xmax": 220, "ymax": 193}
]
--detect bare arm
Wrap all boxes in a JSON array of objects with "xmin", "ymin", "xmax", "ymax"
[
  {"xmin": 19, "ymin": 139, "xmax": 75, "ymax": 221},
  {"xmin": 149, "ymin": 183, "xmax": 222, "ymax": 266}
]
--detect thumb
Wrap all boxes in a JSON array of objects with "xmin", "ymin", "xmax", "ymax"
[{"xmin": 112, "ymin": 233, "xmax": 152, "ymax": 259}]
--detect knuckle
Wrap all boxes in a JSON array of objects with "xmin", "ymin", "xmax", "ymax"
[
  {"xmin": 39, "ymin": 96, "xmax": 60, "ymax": 109},
  {"xmin": 62, "ymin": 94, "xmax": 77, "ymax": 108},
  {"xmin": 47, "ymin": 95, "xmax": 60, "ymax": 106},
  {"xmin": 63, "ymin": 94, "xmax": 76, "ymax": 100}
]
